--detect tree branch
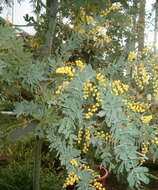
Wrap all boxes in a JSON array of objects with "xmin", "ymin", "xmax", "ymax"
[
  {"xmin": 39, "ymin": 0, "xmax": 47, "ymax": 9},
  {"xmin": 0, "ymin": 111, "xmax": 15, "ymax": 115}
]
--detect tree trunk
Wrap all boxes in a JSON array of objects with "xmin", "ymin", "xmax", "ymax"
[
  {"xmin": 128, "ymin": 0, "xmax": 138, "ymax": 78},
  {"xmin": 132, "ymin": 0, "xmax": 138, "ymax": 49},
  {"xmin": 33, "ymin": 136, "xmax": 43, "ymax": 190},
  {"xmin": 42, "ymin": 0, "xmax": 58, "ymax": 57},
  {"xmin": 33, "ymin": 1, "xmax": 59, "ymax": 189},
  {"xmin": 138, "ymin": 0, "xmax": 146, "ymax": 51},
  {"xmin": 154, "ymin": 0, "xmax": 158, "ymax": 53}
]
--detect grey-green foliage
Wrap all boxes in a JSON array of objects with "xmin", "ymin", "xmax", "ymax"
[
  {"xmin": 14, "ymin": 101, "xmax": 40, "ymax": 117},
  {"xmin": 46, "ymin": 66, "xmax": 151, "ymax": 189},
  {"xmin": 19, "ymin": 62, "xmax": 47, "ymax": 89},
  {"xmin": 0, "ymin": 25, "xmax": 94, "ymax": 189},
  {"xmin": 97, "ymin": 89, "xmax": 149, "ymax": 189},
  {"xmin": 0, "ymin": 25, "xmax": 153, "ymax": 190},
  {"xmin": 58, "ymin": 32, "xmax": 87, "ymax": 62},
  {"xmin": 0, "ymin": 25, "xmax": 48, "ymax": 107},
  {"xmin": 47, "ymin": 127, "xmax": 94, "ymax": 190},
  {"xmin": 46, "ymin": 65, "xmax": 99, "ymax": 189}
]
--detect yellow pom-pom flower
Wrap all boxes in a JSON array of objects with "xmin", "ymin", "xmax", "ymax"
[
  {"xmin": 128, "ymin": 51, "xmax": 136, "ymax": 61},
  {"xmin": 140, "ymin": 115, "xmax": 152, "ymax": 123}
]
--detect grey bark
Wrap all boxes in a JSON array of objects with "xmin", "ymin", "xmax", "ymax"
[
  {"xmin": 132, "ymin": 0, "xmax": 138, "ymax": 48},
  {"xmin": 42, "ymin": 0, "xmax": 58, "ymax": 57}
]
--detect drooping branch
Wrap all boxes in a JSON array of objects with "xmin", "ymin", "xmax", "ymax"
[{"xmin": 39, "ymin": 0, "xmax": 47, "ymax": 9}]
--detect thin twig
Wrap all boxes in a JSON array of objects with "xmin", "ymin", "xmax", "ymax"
[{"xmin": 0, "ymin": 111, "xmax": 15, "ymax": 115}]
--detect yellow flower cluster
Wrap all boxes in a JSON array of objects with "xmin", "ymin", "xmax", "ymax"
[
  {"xmin": 79, "ymin": 28, "xmax": 86, "ymax": 34},
  {"xmin": 95, "ymin": 93, "xmax": 102, "ymax": 102},
  {"xmin": 95, "ymin": 131, "xmax": 106, "ymax": 138},
  {"xmin": 140, "ymin": 115, "xmax": 152, "ymax": 123},
  {"xmin": 70, "ymin": 159, "xmax": 79, "ymax": 167},
  {"xmin": 94, "ymin": 33, "xmax": 112, "ymax": 44},
  {"xmin": 83, "ymin": 81, "xmax": 97, "ymax": 100},
  {"xmin": 66, "ymin": 160, "xmax": 106, "ymax": 190},
  {"xmin": 80, "ymin": 165, "xmax": 104, "ymax": 183},
  {"xmin": 63, "ymin": 172, "xmax": 80, "ymax": 188},
  {"xmin": 141, "ymin": 142, "xmax": 148, "ymax": 155},
  {"xmin": 152, "ymin": 64, "xmax": 158, "ymax": 97},
  {"xmin": 55, "ymin": 81, "xmax": 69, "ymax": 94},
  {"xmin": 75, "ymin": 60, "xmax": 85, "ymax": 71},
  {"xmin": 134, "ymin": 63, "xmax": 149, "ymax": 90},
  {"xmin": 138, "ymin": 47, "xmax": 150, "ymax": 57},
  {"xmin": 29, "ymin": 37, "xmax": 40, "ymax": 50},
  {"xmin": 71, "ymin": 162, "xmax": 100, "ymax": 178},
  {"xmin": 111, "ymin": 80, "xmax": 129, "ymax": 96},
  {"xmin": 153, "ymin": 80, "xmax": 158, "ymax": 97},
  {"xmin": 139, "ymin": 65, "xmax": 149, "ymax": 84},
  {"xmin": 142, "ymin": 133, "xmax": 158, "ymax": 155},
  {"xmin": 89, "ymin": 24, "xmax": 112, "ymax": 43},
  {"xmin": 85, "ymin": 103, "xmax": 100, "ymax": 119},
  {"xmin": 96, "ymin": 73, "xmax": 105, "ymax": 86},
  {"xmin": 128, "ymin": 51, "xmax": 136, "ymax": 61},
  {"xmin": 80, "ymin": 164, "xmax": 95, "ymax": 173},
  {"xmin": 73, "ymin": 7, "xmax": 113, "ymax": 43},
  {"xmin": 77, "ymin": 128, "xmax": 83, "ymax": 144},
  {"xmin": 79, "ymin": 8, "xmax": 86, "ymax": 19},
  {"xmin": 82, "ymin": 80, "xmax": 102, "ymax": 119},
  {"xmin": 91, "ymin": 180, "xmax": 106, "ymax": 190},
  {"xmin": 100, "ymin": 4, "xmax": 121, "ymax": 18},
  {"xmin": 123, "ymin": 100, "xmax": 149, "ymax": 113},
  {"xmin": 63, "ymin": 61, "xmax": 73, "ymax": 66},
  {"xmin": 134, "ymin": 75, "xmax": 144, "ymax": 90},
  {"xmin": 70, "ymin": 159, "xmax": 100, "ymax": 177},
  {"xmin": 83, "ymin": 127, "xmax": 91, "ymax": 153},
  {"xmin": 62, "ymin": 60, "xmax": 85, "ymax": 71},
  {"xmin": 86, "ymin": 15, "xmax": 94, "ymax": 24},
  {"xmin": 95, "ymin": 131, "xmax": 113, "ymax": 143},
  {"xmin": 140, "ymin": 159, "xmax": 145, "ymax": 164},
  {"xmin": 140, "ymin": 142, "xmax": 149, "ymax": 164},
  {"xmin": 56, "ymin": 66, "xmax": 75, "ymax": 77},
  {"xmin": 151, "ymin": 137, "xmax": 158, "ymax": 145}
]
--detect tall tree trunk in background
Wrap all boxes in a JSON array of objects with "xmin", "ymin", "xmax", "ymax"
[
  {"xmin": 132, "ymin": 0, "xmax": 138, "ymax": 49},
  {"xmin": 138, "ymin": 0, "xmax": 146, "ymax": 51},
  {"xmin": 154, "ymin": 0, "xmax": 158, "ymax": 53},
  {"xmin": 42, "ymin": 0, "xmax": 58, "ymax": 57},
  {"xmin": 129, "ymin": 0, "xmax": 138, "ymax": 78}
]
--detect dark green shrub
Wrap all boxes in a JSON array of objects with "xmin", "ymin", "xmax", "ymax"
[
  {"xmin": 0, "ymin": 161, "xmax": 33, "ymax": 190},
  {"xmin": 0, "ymin": 160, "xmax": 65, "ymax": 190}
]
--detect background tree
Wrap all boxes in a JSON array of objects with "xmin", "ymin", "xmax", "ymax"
[{"xmin": 138, "ymin": 0, "xmax": 146, "ymax": 51}]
